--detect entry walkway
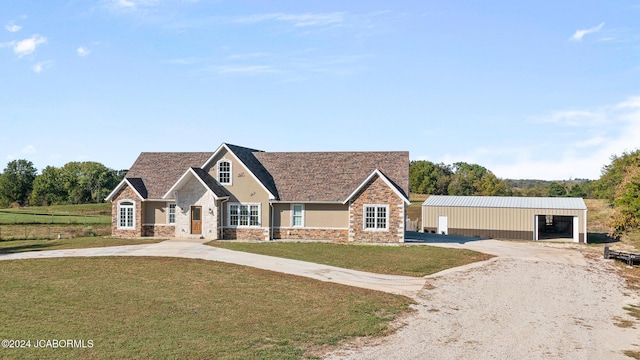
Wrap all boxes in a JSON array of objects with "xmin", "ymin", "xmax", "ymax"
[{"xmin": 0, "ymin": 239, "xmax": 426, "ymax": 297}]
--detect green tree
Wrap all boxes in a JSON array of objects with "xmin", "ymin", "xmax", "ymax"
[
  {"xmin": 609, "ymin": 166, "xmax": 640, "ymax": 233},
  {"xmin": 29, "ymin": 166, "xmax": 66, "ymax": 206},
  {"xmin": 0, "ymin": 159, "xmax": 38, "ymax": 206},
  {"xmin": 409, "ymin": 161, "xmax": 452, "ymax": 194},
  {"xmin": 568, "ymin": 183, "xmax": 587, "ymax": 198},
  {"xmin": 593, "ymin": 150, "xmax": 640, "ymax": 202},
  {"xmin": 61, "ymin": 162, "xmax": 121, "ymax": 204},
  {"xmin": 447, "ymin": 162, "xmax": 510, "ymax": 196},
  {"xmin": 547, "ymin": 182, "xmax": 566, "ymax": 197}
]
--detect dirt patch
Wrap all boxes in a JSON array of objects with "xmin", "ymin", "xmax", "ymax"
[{"xmin": 324, "ymin": 251, "xmax": 640, "ymax": 359}]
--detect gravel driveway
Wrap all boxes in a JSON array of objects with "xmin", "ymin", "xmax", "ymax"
[{"xmin": 325, "ymin": 235, "xmax": 640, "ymax": 359}]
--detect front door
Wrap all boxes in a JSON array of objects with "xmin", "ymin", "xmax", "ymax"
[{"xmin": 191, "ymin": 206, "xmax": 202, "ymax": 234}]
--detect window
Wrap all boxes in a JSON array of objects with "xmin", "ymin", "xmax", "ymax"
[
  {"xmin": 168, "ymin": 203, "xmax": 176, "ymax": 224},
  {"xmin": 291, "ymin": 204, "xmax": 304, "ymax": 227},
  {"xmin": 218, "ymin": 160, "xmax": 231, "ymax": 184},
  {"xmin": 364, "ymin": 205, "xmax": 388, "ymax": 230},
  {"xmin": 118, "ymin": 201, "xmax": 135, "ymax": 229},
  {"xmin": 228, "ymin": 203, "xmax": 260, "ymax": 227}
]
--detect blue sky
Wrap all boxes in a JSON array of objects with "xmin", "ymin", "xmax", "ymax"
[{"xmin": 1, "ymin": 1, "xmax": 639, "ymax": 180}]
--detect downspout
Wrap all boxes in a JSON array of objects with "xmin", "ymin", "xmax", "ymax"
[
  {"xmin": 220, "ymin": 198, "xmax": 228, "ymax": 240},
  {"xmin": 269, "ymin": 201, "xmax": 274, "ymax": 241}
]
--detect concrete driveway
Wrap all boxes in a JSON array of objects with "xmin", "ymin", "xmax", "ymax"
[
  {"xmin": 0, "ymin": 238, "xmax": 426, "ymax": 297},
  {"xmin": 0, "ymin": 234, "xmax": 591, "ymax": 297},
  {"xmin": 405, "ymin": 231, "xmax": 587, "ymax": 266}
]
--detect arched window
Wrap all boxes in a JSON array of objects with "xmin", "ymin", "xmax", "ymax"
[
  {"xmin": 118, "ymin": 200, "xmax": 135, "ymax": 229},
  {"xmin": 218, "ymin": 160, "xmax": 232, "ymax": 185}
]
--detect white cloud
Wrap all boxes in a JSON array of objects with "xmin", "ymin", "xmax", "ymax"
[
  {"xmin": 13, "ymin": 34, "xmax": 47, "ymax": 58},
  {"xmin": 570, "ymin": 22, "xmax": 604, "ymax": 41},
  {"xmin": 21, "ymin": 145, "xmax": 37, "ymax": 154},
  {"xmin": 535, "ymin": 110, "xmax": 606, "ymax": 127},
  {"xmin": 233, "ymin": 12, "xmax": 345, "ymax": 27},
  {"xmin": 215, "ymin": 65, "xmax": 276, "ymax": 75},
  {"xmin": 5, "ymin": 22, "xmax": 22, "ymax": 33},
  {"xmin": 77, "ymin": 46, "xmax": 91, "ymax": 56},
  {"xmin": 431, "ymin": 96, "xmax": 640, "ymax": 180},
  {"xmin": 32, "ymin": 60, "xmax": 53, "ymax": 73},
  {"xmin": 6, "ymin": 145, "xmax": 37, "ymax": 161}
]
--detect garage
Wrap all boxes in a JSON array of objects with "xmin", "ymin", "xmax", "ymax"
[{"xmin": 421, "ymin": 196, "xmax": 588, "ymax": 243}]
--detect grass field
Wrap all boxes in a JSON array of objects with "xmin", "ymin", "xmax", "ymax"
[
  {"xmin": 208, "ymin": 242, "xmax": 493, "ymax": 277},
  {"xmin": 0, "ymin": 203, "xmax": 110, "ymax": 225},
  {"xmin": 0, "ymin": 236, "xmax": 162, "ymax": 254},
  {"xmin": 0, "ymin": 257, "xmax": 412, "ymax": 359}
]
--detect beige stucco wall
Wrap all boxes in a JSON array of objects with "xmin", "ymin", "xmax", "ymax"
[
  {"xmin": 144, "ymin": 201, "xmax": 169, "ymax": 225},
  {"xmin": 273, "ymin": 203, "xmax": 349, "ymax": 228},
  {"xmin": 206, "ymin": 147, "xmax": 271, "ymax": 227}
]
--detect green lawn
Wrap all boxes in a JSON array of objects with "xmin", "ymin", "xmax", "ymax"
[
  {"xmin": 0, "ymin": 237, "xmax": 162, "ymax": 254},
  {"xmin": 0, "ymin": 257, "xmax": 412, "ymax": 359},
  {"xmin": 0, "ymin": 203, "xmax": 111, "ymax": 225},
  {"xmin": 208, "ymin": 241, "xmax": 493, "ymax": 277}
]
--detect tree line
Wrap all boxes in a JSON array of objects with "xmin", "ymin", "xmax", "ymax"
[
  {"xmin": 410, "ymin": 153, "xmax": 640, "ymax": 236},
  {"xmin": 0, "ymin": 159, "xmax": 126, "ymax": 207},
  {"xmin": 409, "ymin": 161, "xmax": 590, "ymax": 198}
]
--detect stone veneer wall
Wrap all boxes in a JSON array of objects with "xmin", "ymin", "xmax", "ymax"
[
  {"xmin": 142, "ymin": 225, "xmax": 176, "ymax": 238},
  {"xmin": 223, "ymin": 227, "xmax": 269, "ymax": 241},
  {"xmin": 272, "ymin": 228, "xmax": 349, "ymax": 243},
  {"xmin": 174, "ymin": 177, "xmax": 219, "ymax": 239},
  {"xmin": 349, "ymin": 175, "xmax": 405, "ymax": 243},
  {"xmin": 111, "ymin": 185, "xmax": 143, "ymax": 238}
]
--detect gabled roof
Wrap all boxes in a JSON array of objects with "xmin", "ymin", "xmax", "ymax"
[
  {"xmin": 163, "ymin": 167, "xmax": 230, "ymax": 200},
  {"xmin": 254, "ymin": 151, "xmax": 409, "ymax": 202},
  {"xmin": 123, "ymin": 152, "xmax": 213, "ymax": 200},
  {"xmin": 203, "ymin": 143, "xmax": 277, "ymax": 200},
  {"xmin": 422, "ymin": 195, "xmax": 587, "ymax": 210},
  {"xmin": 109, "ymin": 145, "xmax": 409, "ymax": 204},
  {"xmin": 104, "ymin": 177, "xmax": 147, "ymax": 201},
  {"xmin": 345, "ymin": 169, "xmax": 410, "ymax": 205}
]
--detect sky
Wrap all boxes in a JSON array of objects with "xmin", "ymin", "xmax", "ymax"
[{"xmin": 1, "ymin": 1, "xmax": 639, "ymax": 181}]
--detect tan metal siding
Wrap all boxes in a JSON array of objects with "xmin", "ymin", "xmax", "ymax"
[{"xmin": 423, "ymin": 205, "xmax": 586, "ymax": 239}]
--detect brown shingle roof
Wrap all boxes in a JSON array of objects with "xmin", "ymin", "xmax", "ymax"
[
  {"xmin": 253, "ymin": 151, "xmax": 409, "ymax": 202},
  {"xmin": 125, "ymin": 152, "xmax": 213, "ymax": 199},
  {"xmin": 121, "ymin": 146, "xmax": 409, "ymax": 203}
]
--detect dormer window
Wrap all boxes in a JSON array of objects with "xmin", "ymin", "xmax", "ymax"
[{"xmin": 218, "ymin": 160, "xmax": 231, "ymax": 185}]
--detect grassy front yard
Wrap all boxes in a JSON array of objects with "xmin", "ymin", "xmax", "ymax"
[
  {"xmin": 0, "ymin": 257, "xmax": 412, "ymax": 359},
  {"xmin": 208, "ymin": 242, "xmax": 493, "ymax": 277}
]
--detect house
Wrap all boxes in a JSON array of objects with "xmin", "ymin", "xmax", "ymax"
[
  {"xmin": 422, "ymin": 195, "xmax": 587, "ymax": 243},
  {"xmin": 105, "ymin": 143, "xmax": 410, "ymax": 243}
]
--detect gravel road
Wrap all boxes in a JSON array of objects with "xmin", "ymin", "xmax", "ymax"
[{"xmin": 325, "ymin": 240, "xmax": 640, "ymax": 359}]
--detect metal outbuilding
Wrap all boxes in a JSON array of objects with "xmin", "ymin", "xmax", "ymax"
[{"xmin": 422, "ymin": 195, "xmax": 588, "ymax": 243}]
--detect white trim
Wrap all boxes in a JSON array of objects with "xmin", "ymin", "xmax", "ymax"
[
  {"xmin": 142, "ymin": 223, "xmax": 175, "ymax": 227},
  {"xmin": 105, "ymin": 179, "xmax": 145, "ymax": 202},
  {"xmin": 363, "ymin": 204, "xmax": 389, "ymax": 231},
  {"xmin": 117, "ymin": 199, "xmax": 136, "ymax": 230},
  {"xmin": 270, "ymin": 200, "xmax": 344, "ymax": 204},
  {"xmin": 275, "ymin": 226, "xmax": 348, "ymax": 231},
  {"xmin": 202, "ymin": 143, "xmax": 276, "ymax": 200},
  {"xmin": 167, "ymin": 202, "xmax": 176, "ymax": 224},
  {"xmin": 344, "ymin": 169, "xmax": 410, "ymax": 205},
  {"xmin": 227, "ymin": 202, "xmax": 262, "ymax": 228},
  {"xmin": 162, "ymin": 168, "xmax": 229, "ymax": 200},
  {"xmin": 291, "ymin": 204, "xmax": 305, "ymax": 227},
  {"xmin": 584, "ymin": 209, "xmax": 588, "ymax": 244},
  {"xmin": 217, "ymin": 158, "xmax": 232, "ymax": 185}
]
